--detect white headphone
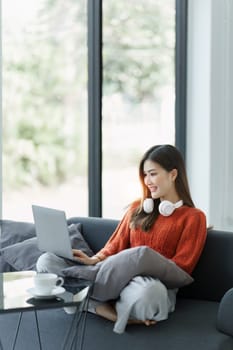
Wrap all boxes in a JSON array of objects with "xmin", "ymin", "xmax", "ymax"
[
  {"xmin": 143, "ymin": 198, "xmax": 154, "ymax": 214},
  {"xmin": 143, "ymin": 198, "xmax": 183, "ymax": 216}
]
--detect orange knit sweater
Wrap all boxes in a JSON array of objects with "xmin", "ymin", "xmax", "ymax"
[{"xmin": 98, "ymin": 204, "xmax": 207, "ymax": 275}]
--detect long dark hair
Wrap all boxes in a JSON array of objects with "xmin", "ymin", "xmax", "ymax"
[{"xmin": 130, "ymin": 144, "xmax": 195, "ymax": 231}]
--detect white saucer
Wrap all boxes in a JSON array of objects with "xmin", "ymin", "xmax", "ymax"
[{"xmin": 27, "ymin": 286, "xmax": 65, "ymax": 299}]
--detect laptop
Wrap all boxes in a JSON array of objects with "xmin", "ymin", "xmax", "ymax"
[{"xmin": 32, "ymin": 205, "xmax": 75, "ymax": 261}]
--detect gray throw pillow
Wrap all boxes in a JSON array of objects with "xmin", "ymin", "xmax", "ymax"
[
  {"xmin": 0, "ymin": 255, "xmax": 14, "ymax": 272},
  {"xmin": 1, "ymin": 223, "xmax": 94, "ymax": 271},
  {"xmin": 68, "ymin": 223, "xmax": 94, "ymax": 256},
  {"xmin": 92, "ymin": 246, "xmax": 194, "ymax": 300},
  {"xmin": 0, "ymin": 220, "xmax": 36, "ymax": 248},
  {"xmin": 1, "ymin": 237, "xmax": 41, "ymax": 271},
  {"xmin": 217, "ymin": 287, "xmax": 233, "ymax": 337},
  {"xmin": 63, "ymin": 246, "xmax": 194, "ymax": 301}
]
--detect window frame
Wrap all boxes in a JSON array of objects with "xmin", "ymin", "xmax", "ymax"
[
  {"xmin": 87, "ymin": 0, "xmax": 188, "ymax": 217},
  {"xmin": 175, "ymin": 0, "xmax": 188, "ymax": 158},
  {"xmin": 88, "ymin": 0, "xmax": 103, "ymax": 217}
]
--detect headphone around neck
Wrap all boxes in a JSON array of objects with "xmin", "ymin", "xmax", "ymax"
[{"xmin": 143, "ymin": 198, "xmax": 183, "ymax": 216}]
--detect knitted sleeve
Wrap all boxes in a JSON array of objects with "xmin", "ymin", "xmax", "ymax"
[
  {"xmin": 97, "ymin": 206, "xmax": 134, "ymax": 258},
  {"xmin": 171, "ymin": 209, "xmax": 207, "ymax": 274}
]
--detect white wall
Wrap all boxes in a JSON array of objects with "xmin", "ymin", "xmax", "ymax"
[{"xmin": 187, "ymin": 0, "xmax": 233, "ymax": 231}]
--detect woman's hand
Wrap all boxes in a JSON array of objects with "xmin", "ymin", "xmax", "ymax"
[{"xmin": 72, "ymin": 249, "xmax": 100, "ymax": 265}]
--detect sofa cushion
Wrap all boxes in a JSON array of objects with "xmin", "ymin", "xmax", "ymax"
[
  {"xmin": 83, "ymin": 299, "xmax": 233, "ymax": 350},
  {"xmin": 179, "ymin": 230, "xmax": 233, "ymax": 302},
  {"xmin": 1, "ymin": 299, "xmax": 232, "ymax": 350},
  {"xmin": 63, "ymin": 246, "xmax": 193, "ymax": 301},
  {"xmin": 0, "ymin": 223, "xmax": 93, "ymax": 271}
]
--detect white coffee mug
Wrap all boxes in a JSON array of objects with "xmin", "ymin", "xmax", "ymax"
[{"xmin": 33, "ymin": 273, "xmax": 64, "ymax": 295}]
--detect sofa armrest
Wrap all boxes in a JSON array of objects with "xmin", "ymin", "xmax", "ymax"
[{"xmin": 217, "ymin": 288, "xmax": 233, "ymax": 337}]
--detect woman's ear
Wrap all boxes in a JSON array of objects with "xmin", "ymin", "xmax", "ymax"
[{"xmin": 170, "ymin": 168, "xmax": 178, "ymax": 181}]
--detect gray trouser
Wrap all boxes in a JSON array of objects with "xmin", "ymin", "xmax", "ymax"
[
  {"xmin": 114, "ymin": 275, "xmax": 177, "ymax": 333},
  {"xmin": 36, "ymin": 253, "xmax": 177, "ymax": 334},
  {"xmin": 36, "ymin": 252, "xmax": 74, "ymax": 275}
]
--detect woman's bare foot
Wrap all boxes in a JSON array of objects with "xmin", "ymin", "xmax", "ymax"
[
  {"xmin": 128, "ymin": 319, "xmax": 156, "ymax": 326},
  {"xmin": 95, "ymin": 303, "xmax": 117, "ymax": 322},
  {"xmin": 144, "ymin": 320, "xmax": 157, "ymax": 326},
  {"xmin": 95, "ymin": 303, "xmax": 157, "ymax": 327}
]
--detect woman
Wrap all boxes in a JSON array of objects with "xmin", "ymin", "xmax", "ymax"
[{"xmin": 37, "ymin": 144, "xmax": 207, "ymax": 333}]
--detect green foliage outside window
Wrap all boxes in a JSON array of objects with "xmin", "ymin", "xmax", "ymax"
[{"xmin": 2, "ymin": 0, "xmax": 174, "ymax": 189}]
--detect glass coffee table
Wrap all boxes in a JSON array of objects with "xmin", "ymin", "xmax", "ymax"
[{"xmin": 0, "ymin": 271, "xmax": 93, "ymax": 350}]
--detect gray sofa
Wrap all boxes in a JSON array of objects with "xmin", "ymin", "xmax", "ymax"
[{"xmin": 0, "ymin": 216, "xmax": 233, "ymax": 350}]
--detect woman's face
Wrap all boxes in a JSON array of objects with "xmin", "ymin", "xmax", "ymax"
[{"xmin": 143, "ymin": 159, "xmax": 178, "ymax": 201}]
